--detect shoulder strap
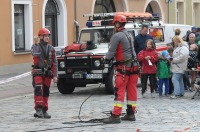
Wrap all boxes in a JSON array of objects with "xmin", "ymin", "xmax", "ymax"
[
  {"xmin": 121, "ymin": 31, "xmax": 140, "ymax": 70},
  {"xmin": 121, "ymin": 31, "xmax": 136, "ymax": 59},
  {"xmin": 39, "ymin": 44, "xmax": 49, "ymax": 60}
]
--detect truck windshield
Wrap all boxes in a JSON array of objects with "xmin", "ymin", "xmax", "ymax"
[{"xmin": 78, "ymin": 28, "xmax": 114, "ymax": 44}]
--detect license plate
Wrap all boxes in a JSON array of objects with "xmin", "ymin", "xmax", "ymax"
[
  {"xmin": 86, "ymin": 74, "xmax": 102, "ymax": 79},
  {"xmin": 72, "ymin": 74, "xmax": 83, "ymax": 79}
]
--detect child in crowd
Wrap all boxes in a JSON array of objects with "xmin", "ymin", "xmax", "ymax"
[
  {"xmin": 157, "ymin": 50, "xmax": 171, "ymax": 96},
  {"xmin": 137, "ymin": 39, "xmax": 158, "ymax": 98},
  {"xmin": 167, "ymin": 46, "xmax": 174, "ymax": 94},
  {"xmin": 186, "ymin": 44, "xmax": 198, "ymax": 91}
]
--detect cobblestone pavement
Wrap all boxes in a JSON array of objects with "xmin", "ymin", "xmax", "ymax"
[{"xmin": 0, "ymin": 74, "xmax": 200, "ymax": 132}]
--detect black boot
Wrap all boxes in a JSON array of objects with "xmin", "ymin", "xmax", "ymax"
[
  {"xmin": 43, "ymin": 108, "xmax": 51, "ymax": 119},
  {"xmin": 121, "ymin": 105, "xmax": 136, "ymax": 121},
  {"xmin": 34, "ymin": 105, "xmax": 44, "ymax": 118},
  {"xmin": 102, "ymin": 112, "xmax": 121, "ymax": 124}
]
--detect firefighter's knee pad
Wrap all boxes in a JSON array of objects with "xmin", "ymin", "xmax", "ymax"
[
  {"xmin": 43, "ymin": 85, "xmax": 50, "ymax": 97},
  {"xmin": 34, "ymin": 84, "xmax": 42, "ymax": 96}
]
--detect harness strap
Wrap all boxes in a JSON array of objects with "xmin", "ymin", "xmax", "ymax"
[
  {"xmin": 117, "ymin": 69, "xmax": 139, "ymax": 76},
  {"xmin": 116, "ymin": 58, "xmax": 132, "ymax": 65},
  {"xmin": 39, "ymin": 44, "xmax": 49, "ymax": 65},
  {"xmin": 32, "ymin": 68, "xmax": 52, "ymax": 78},
  {"xmin": 32, "ymin": 69, "xmax": 44, "ymax": 76}
]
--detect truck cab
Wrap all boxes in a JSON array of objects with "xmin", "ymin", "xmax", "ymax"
[{"xmin": 57, "ymin": 26, "xmax": 116, "ymax": 94}]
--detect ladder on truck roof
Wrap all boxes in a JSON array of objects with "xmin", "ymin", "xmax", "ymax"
[{"xmin": 83, "ymin": 12, "xmax": 161, "ymax": 27}]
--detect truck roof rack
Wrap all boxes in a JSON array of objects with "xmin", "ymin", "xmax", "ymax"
[{"xmin": 84, "ymin": 12, "xmax": 161, "ymax": 28}]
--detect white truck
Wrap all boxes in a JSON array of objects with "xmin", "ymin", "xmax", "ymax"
[{"xmin": 56, "ymin": 12, "xmax": 192, "ymax": 94}]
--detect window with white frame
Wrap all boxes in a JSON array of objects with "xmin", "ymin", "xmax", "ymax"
[
  {"xmin": 14, "ymin": 4, "xmax": 25, "ymax": 50},
  {"xmin": 12, "ymin": 0, "xmax": 33, "ymax": 52},
  {"xmin": 193, "ymin": 2, "xmax": 200, "ymax": 27},
  {"xmin": 176, "ymin": 2, "xmax": 184, "ymax": 24}
]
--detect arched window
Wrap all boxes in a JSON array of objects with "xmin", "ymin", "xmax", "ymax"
[
  {"xmin": 146, "ymin": 4, "xmax": 153, "ymax": 14},
  {"xmin": 45, "ymin": 0, "xmax": 60, "ymax": 47},
  {"xmin": 94, "ymin": 0, "xmax": 116, "ymax": 13}
]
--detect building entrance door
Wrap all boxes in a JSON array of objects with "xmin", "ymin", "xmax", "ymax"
[{"xmin": 45, "ymin": 0, "xmax": 60, "ymax": 47}]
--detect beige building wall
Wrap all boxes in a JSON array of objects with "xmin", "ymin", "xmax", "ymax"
[
  {"xmin": 168, "ymin": 1, "xmax": 175, "ymax": 24},
  {"xmin": 76, "ymin": 0, "xmax": 168, "ymax": 31},
  {"xmin": 192, "ymin": 0, "xmax": 200, "ymax": 27},
  {"xmin": 169, "ymin": 0, "xmax": 200, "ymax": 26},
  {"xmin": 76, "ymin": 0, "xmax": 94, "ymax": 33},
  {"xmin": 0, "ymin": 0, "xmax": 32, "ymax": 66},
  {"xmin": 0, "ymin": 0, "xmax": 74, "ymax": 66},
  {"xmin": 0, "ymin": 0, "xmax": 183, "ymax": 67},
  {"xmin": 186, "ymin": 0, "xmax": 192, "ymax": 25},
  {"xmin": 126, "ymin": 0, "xmax": 168, "ymax": 23},
  {"xmin": 76, "ymin": 0, "xmax": 128, "ymax": 32},
  {"xmin": 65, "ymin": 0, "xmax": 75, "ymax": 43}
]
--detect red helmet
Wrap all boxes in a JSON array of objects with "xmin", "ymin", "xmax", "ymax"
[
  {"xmin": 38, "ymin": 28, "xmax": 51, "ymax": 36},
  {"xmin": 112, "ymin": 14, "xmax": 127, "ymax": 24}
]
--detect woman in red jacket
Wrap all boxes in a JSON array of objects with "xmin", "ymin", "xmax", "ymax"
[{"xmin": 137, "ymin": 39, "xmax": 158, "ymax": 98}]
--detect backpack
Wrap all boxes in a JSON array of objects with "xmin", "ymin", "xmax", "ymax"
[{"xmin": 64, "ymin": 43, "xmax": 87, "ymax": 54}]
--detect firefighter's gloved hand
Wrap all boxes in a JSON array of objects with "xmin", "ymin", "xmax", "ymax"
[
  {"xmin": 53, "ymin": 77, "xmax": 58, "ymax": 83},
  {"xmin": 103, "ymin": 56, "xmax": 110, "ymax": 64}
]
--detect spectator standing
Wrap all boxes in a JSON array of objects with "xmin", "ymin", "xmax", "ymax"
[
  {"xmin": 134, "ymin": 25, "xmax": 154, "ymax": 55},
  {"xmin": 187, "ymin": 33, "xmax": 198, "ymax": 89},
  {"xmin": 167, "ymin": 46, "xmax": 174, "ymax": 95},
  {"xmin": 195, "ymin": 28, "xmax": 200, "ymax": 64},
  {"xmin": 175, "ymin": 28, "xmax": 181, "ymax": 36},
  {"xmin": 196, "ymin": 28, "xmax": 200, "ymax": 47},
  {"xmin": 170, "ymin": 36, "xmax": 189, "ymax": 99},
  {"xmin": 188, "ymin": 33, "xmax": 197, "ymax": 46},
  {"xmin": 186, "ymin": 44, "xmax": 198, "ymax": 91},
  {"xmin": 157, "ymin": 50, "xmax": 171, "ymax": 97},
  {"xmin": 186, "ymin": 26, "xmax": 198, "ymax": 42},
  {"xmin": 167, "ymin": 28, "xmax": 181, "ymax": 48},
  {"xmin": 134, "ymin": 25, "xmax": 158, "ymax": 92},
  {"xmin": 183, "ymin": 33, "xmax": 197, "ymax": 90},
  {"xmin": 183, "ymin": 30, "xmax": 191, "ymax": 41},
  {"xmin": 137, "ymin": 39, "xmax": 158, "ymax": 98}
]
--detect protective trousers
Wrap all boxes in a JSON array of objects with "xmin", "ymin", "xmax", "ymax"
[
  {"xmin": 112, "ymin": 67, "xmax": 138, "ymax": 116},
  {"xmin": 33, "ymin": 76, "xmax": 51, "ymax": 111}
]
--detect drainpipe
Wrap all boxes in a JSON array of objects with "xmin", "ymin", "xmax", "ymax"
[
  {"xmin": 168, "ymin": 0, "xmax": 169, "ymax": 23},
  {"xmin": 74, "ymin": 0, "xmax": 79, "ymax": 43},
  {"xmin": 74, "ymin": 20, "xmax": 79, "ymax": 43}
]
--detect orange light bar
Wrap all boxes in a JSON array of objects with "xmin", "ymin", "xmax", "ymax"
[{"xmin": 116, "ymin": 12, "xmax": 152, "ymax": 18}]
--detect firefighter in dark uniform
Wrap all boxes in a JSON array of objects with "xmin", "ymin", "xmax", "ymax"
[
  {"xmin": 103, "ymin": 14, "xmax": 139, "ymax": 124},
  {"xmin": 31, "ymin": 28, "xmax": 57, "ymax": 118}
]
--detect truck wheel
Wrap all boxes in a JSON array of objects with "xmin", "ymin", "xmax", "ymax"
[
  {"xmin": 57, "ymin": 79, "xmax": 75, "ymax": 94},
  {"xmin": 104, "ymin": 69, "xmax": 115, "ymax": 94}
]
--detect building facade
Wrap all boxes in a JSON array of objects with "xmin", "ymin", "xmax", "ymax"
[
  {"xmin": 0, "ymin": 0, "xmax": 182, "ymax": 66},
  {"xmin": 168, "ymin": 0, "xmax": 200, "ymax": 26},
  {"xmin": 76, "ymin": 0, "xmax": 168, "ymax": 31},
  {"xmin": 0, "ymin": 0, "xmax": 74, "ymax": 66}
]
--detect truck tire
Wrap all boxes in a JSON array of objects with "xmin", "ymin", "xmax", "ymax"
[
  {"xmin": 104, "ymin": 69, "xmax": 115, "ymax": 94},
  {"xmin": 57, "ymin": 79, "xmax": 75, "ymax": 94}
]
